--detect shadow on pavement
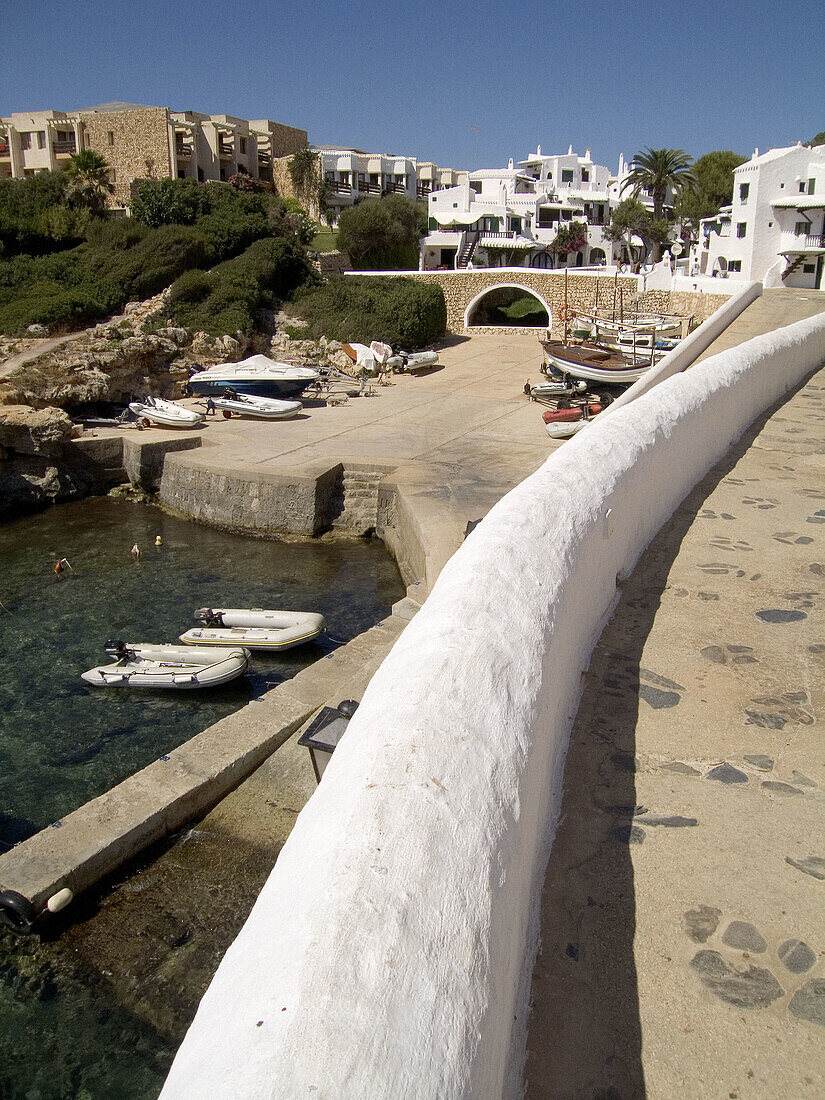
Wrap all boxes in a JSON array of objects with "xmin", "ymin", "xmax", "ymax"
[{"xmin": 523, "ymin": 389, "xmax": 804, "ymax": 1099}]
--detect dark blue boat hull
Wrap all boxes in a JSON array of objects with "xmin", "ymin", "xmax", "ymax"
[{"xmin": 188, "ymin": 377, "xmax": 317, "ymax": 399}]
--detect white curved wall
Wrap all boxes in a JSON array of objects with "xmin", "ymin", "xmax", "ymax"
[{"xmin": 162, "ymin": 313, "xmax": 825, "ymax": 1100}]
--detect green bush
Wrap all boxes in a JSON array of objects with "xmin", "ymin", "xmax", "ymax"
[
  {"xmin": 336, "ymin": 195, "xmax": 426, "ymax": 270},
  {"xmin": 291, "ymin": 276, "xmax": 446, "ymax": 347},
  {"xmin": 0, "ymin": 173, "xmax": 316, "ymax": 335},
  {"xmin": 167, "ymin": 237, "xmax": 315, "ymax": 336},
  {"xmin": 168, "ymin": 269, "xmax": 212, "ymax": 305},
  {"xmin": 129, "ymin": 178, "xmax": 201, "ymax": 228}
]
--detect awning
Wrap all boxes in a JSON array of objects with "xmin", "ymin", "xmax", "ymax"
[
  {"xmin": 771, "ymin": 196, "xmax": 825, "ymax": 209},
  {"xmin": 432, "ymin": 209, "xmax": 485, "ymax": 226},
  {"xmin": 479, "ymin": 235, "xmax": 534, "ymax": 249}
]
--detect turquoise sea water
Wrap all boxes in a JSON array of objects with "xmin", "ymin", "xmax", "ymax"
[{"xmin": 0, "ymin": 496, "xmax": 404, "ymax": 1098}]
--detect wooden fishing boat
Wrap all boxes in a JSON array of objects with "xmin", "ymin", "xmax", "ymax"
[{"xmin": 540, "ymin": 339, "xmax": 654, "ymax": 386}]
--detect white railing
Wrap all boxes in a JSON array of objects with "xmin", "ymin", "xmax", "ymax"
[{"xmin": 161, "ymin": 310, "xmax": 825, "ymax": 1100}]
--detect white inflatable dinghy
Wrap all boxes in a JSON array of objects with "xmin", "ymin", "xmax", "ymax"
[
  {"xmin": 81, "ymin": 640, "xmax": 249, "ymax": 688},
  {"xmin": 129, "ymin": 396, "xmax": 204, "ymax": 429},
  {"xmin": 181, "ymin": 608, "xmax": 326, "ymax": 651},
  {"xmin": 208, "ymin": 391, "xmax": 303, "ymax": 419},
  {"xmin": 387, "ymin": 350, "xmax": 439, "ymax": 373}
]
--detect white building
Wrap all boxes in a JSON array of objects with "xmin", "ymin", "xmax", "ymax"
[
  {"xmin": 317, "ymin": 147, "xmax": 419, "ymax": 221},
  {"xmin": 693, "ymin": 143, "xmax": 825, "ymax": 289},
  {"xmin": 420, "ymin": 146, "xmax": 615, "ymax": 270}
]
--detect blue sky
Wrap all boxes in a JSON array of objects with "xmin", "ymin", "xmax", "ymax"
[{"xmin": 2, "ymin": 0, "xmax": 822, "ymax": 173}]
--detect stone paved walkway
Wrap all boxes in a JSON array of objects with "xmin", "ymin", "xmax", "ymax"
[{"xmin": 526, "ymin": 361, "xmax": 825, "ymax": 1097}]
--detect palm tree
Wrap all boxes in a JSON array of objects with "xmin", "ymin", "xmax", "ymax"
[
  {"xmin": 620, "ymin": 147, "xmax": 696, "ymax": 220},
  {"xmin": 65, "ymin": 150, "xmax": 114, "ymax": 215}
]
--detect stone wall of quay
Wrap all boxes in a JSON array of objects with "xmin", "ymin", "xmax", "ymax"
[
  {"xmin": 158, "ymin": 454, "xmax": 343, "ymax": 538},
  {"xmin": 80, "ymin": 107, "xmax": 173, "ymax": 209}
]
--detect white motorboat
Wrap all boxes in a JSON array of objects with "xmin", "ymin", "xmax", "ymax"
[
  {"xmin": 180, "ymin": 607, "xmax": 326, "ymax": 651},
  {"xmin": 82, "ymin": 640, "xmax": 249, "ymax": 688},
  {"xmin": 387, "ymin": 350, "xmax": 439, "ymax": 373},
  {"xmin": 186, "ymin": 355, "xmax": 320, "ymax": 399},
  {"xmin": 129, "ymin": 396, "xmax": 204, "ymax": 429},
  {"xmin": 206, "ymin": 390, "xmax": 303, "ymax": 420}
]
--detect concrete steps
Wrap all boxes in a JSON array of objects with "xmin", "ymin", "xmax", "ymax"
[{"xmin": 330, "ymin": 465, "xmax": 394, "ymax": 534}]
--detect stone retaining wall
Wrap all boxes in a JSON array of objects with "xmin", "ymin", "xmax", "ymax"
[{"xmin": 360, "ymin": 271, "xmax": 732, "ymax": 334}]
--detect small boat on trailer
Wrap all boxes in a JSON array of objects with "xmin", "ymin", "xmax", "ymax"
[
  {"xmin": 180, "ymin": 607, "xmax": 326, "ymax": 651},
  {"xmin": 82, "ymin": 640, "xmax": 249, "ymax": 688},
  {"xmin": 129, "ymin": 396, "xmax": 204, "ymax": 429},
  {"xmin": 206, "ymin": 390, "xmax": 303, "ymax": 420}
]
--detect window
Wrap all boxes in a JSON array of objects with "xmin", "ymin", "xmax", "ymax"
[
  {"xmin": 239, "ymin": 137, "xmax": 247, "ymax": 155},
  {"xmin": 795, "ymin": 221, "xmax": 808, "ymax": 236},
  {"xmin": 581, "ymin": 168, "xmax": 589, "ymax": 182},
  {"xmin": 561, "ymin": 169, "xmax": 573, "ymax": 183},
  {"xmin": 739, "ymin": 182, "xmax": 749, "ymax": 203},
  {"xmin": 107, "ymin": 131, "xmax": 114, "ymax": 146},
  {"xmin": 20, "ymin": 132, "xmax": 31, "ymax": 150},
  {"xmin": 808, "ymin": 178, "xmax": 816, "ymax": 195},
  {"xmin": 803, "ymin": 264, "xmax": 816, "ymax": 273},
  {"xmin": 36, "ymin": 131, "xmax": 45, "ymax": 149},
  {"xmin": 728, "ymin": 260, "xmax": 742, "ymax": 272},
  {"xmin": 197, "ymin": 167, "xmax": 204, "ymax": 182},
  {"xmin": 469, "ymin": 181, "xmax": 481, "ymax": 194},
  {"xmin": 178, "ymin": 170, "xmax": 186, "ymax": 179},
  {"xmin": 799, "ymin": 181, "xmax": 806, "ymax": 193},
  {"xmin": 736, "ymin": 222, "xmax": 747, "ymax": 238}
]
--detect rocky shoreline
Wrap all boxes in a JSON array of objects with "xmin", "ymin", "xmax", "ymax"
[{"xmin": 0, "ymin": 293, "xmax": 356, "ymax": 516}]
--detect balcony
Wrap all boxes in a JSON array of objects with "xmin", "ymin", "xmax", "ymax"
[
  {"xmin": 257, "ymin": 151, "xmax": 271, "ymax": 166},
  {"xmin": 218, "ymin": 143, "xmax": 234, "ymax": 160},
  {"xmin": 0, "ymin": 142, "xmax": 9, "ymax": 158},
  {"xmin": 328, "ymin": 181, "xmax": 352, "ymax": 196},
  {"xmin": 782, "ymin": 233, "xmax": 825, "ymax": 251},
  {"xmin": 357, "ymin": 181, "xmax": 381, "ymax": 196},
  {"xmin": 175, "ymin": 145, "xmax": 193, "ymax": 160},
  {"xmin": 383, "ymin": 182, "xmax": 407, "ymax": 196},
  {"xmin": 52, "ymin": 139, "xmax": 77, "ymax": 155}
]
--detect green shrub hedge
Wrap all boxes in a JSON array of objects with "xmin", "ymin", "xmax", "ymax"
[
  {"xmin": 0, "ymin": 180, "xmax": 317, "ymax": 334},
  {"xmin": 166, "ymin": 237, "xmax": 316, "ymax": 335},
  {"xmin": 290, "ymin": 276, "xmax": 446, "ymax": 347}
]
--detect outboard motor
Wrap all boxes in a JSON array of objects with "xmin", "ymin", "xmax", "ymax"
[
  {"xmin": 104, "ymin": 639, "xmax": 134, "ymax": 661},
  {"xmin": 195, "ymin": 608, "xmax": 224, "ymax": 627}
]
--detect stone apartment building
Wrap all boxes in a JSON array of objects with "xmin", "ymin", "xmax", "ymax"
[{"xmin": 0, "ymin": 102, "xmax": 308, "ymax": 209}]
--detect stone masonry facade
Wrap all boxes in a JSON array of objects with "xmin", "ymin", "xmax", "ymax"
[
  {"xmin": 401, "ymin": 271, "xmax": 731, "ymax": 334},
  {"xmin": 80, "ymin": 107, "xmax": 172, "ymax": 209}
]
